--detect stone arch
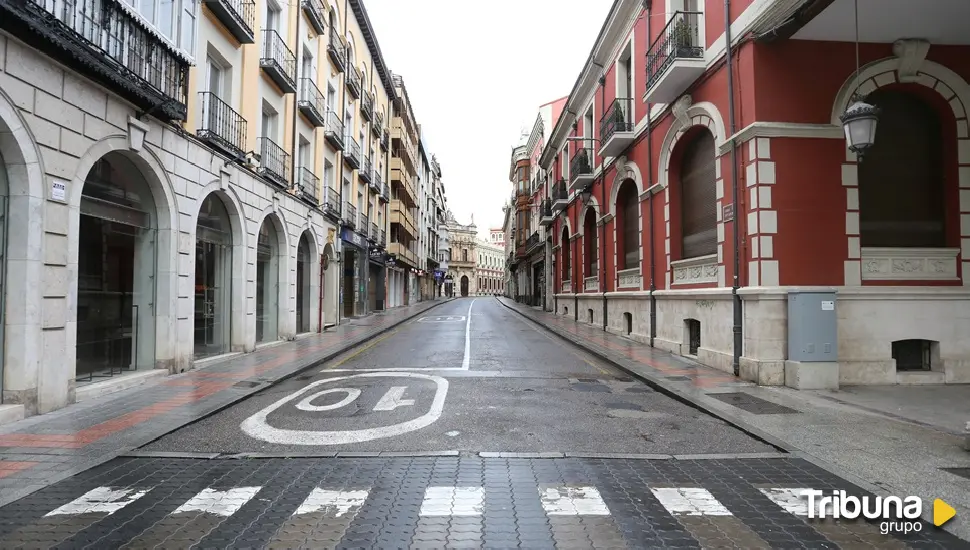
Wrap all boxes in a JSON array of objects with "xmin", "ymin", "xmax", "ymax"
[
  {"xmin": 345, "ymin": 31, "xmax": 358, "ymax": 64},
  {"xmin": 830, "ymin": 57, "xmax": 970, "ymax": 133},
  {"xmin": 193, "ymin": 181, "xmax": 249, "ymax": 355},
  {"xmin": 577, "ymin": 200, "xmax": 600, "ymax": 236},
  {"xmin": 295, "ymin": 225, "xmax": 320, "ymax": 333},
  {"xmin": 254, "ymin": 207, "xmax": 291, "ymax": 340},
  {"xmin": 559, "ymin": 215, "xmax": 573, "ymax": 237},
  {"xmin": 609, "ymin": 158, "xmax": 644, "ymax": 214},
  {"xmin": 658, "ymin": 101, "xmax": 727, "ymax": 190}
]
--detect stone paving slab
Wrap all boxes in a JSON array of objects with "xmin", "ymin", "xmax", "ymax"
[
  {"xmin": 0, "ymin": 456, "xmax": 963, "ymax": 549},
  {"xmin": 0, "ymin": 299, "xmax": 452, "ymax": 507},
  {"xmin": 497, "ymin": 297, "xmax": 970, "ymax": 541}
]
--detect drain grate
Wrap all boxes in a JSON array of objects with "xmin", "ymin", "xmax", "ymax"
[
  {"xmin": 708, "ymin": 392, "xmax": 800, "ymax": 415},
  {"xmin": 942, "ymin": 467, "xmax": 970, "ymax": 480}
]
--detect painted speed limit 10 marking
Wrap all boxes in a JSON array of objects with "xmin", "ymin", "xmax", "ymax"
[
  {"xmin": 416, "ymin": 315, "xmax": 466, "ymax": 322},
  {"xmin": 240, "ymin": 372, "xmax": 448, "ymax": 445}
]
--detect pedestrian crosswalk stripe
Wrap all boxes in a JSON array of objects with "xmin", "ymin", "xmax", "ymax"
[
  {"xmin": 44, "ymin": 486, "xmax": 149, "ymax": 517},
  {"xmin": 758, "ymin": 487, "xmax": 815, "ymax": 516},
  {"xmin": 173, "ymin": 487, "xmax": 261, "ymax": 517},
  {"xmin": 651, "ymin": 487, "xmax": 732, "ymax": 516},
  {"xmin": 419, "ymin": 486, "xmax": 484, "ymax": 516},
  {"xmin": 294, "ymin": 489, "xmax": 369, "ymax": 517},
  {"xmin": 540, "ymin": 486, "xmax": 610, "ymax": 516}
]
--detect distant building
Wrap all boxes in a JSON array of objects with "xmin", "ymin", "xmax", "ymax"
[
  {"xmin": 476, "ymin": 239, "xmax": 506, "ymax": 296},
  {"xmin": 445, "ymin": 212, "xmax": 478, "ymax": 297}
]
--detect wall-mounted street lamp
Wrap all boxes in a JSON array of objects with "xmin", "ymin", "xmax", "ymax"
[{"xmin": 840, "ymin": 0, "xmax": 880, "ymax": 159}]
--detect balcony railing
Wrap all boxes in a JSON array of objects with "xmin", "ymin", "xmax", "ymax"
[
  {"xmin": 372, "ymin": 112, "xmax": 384, "ymax": 137},
  {"xmin": 380, "ymin": 182, "xmax": 390, "ymax": 203},
  {"xmin": 327, "ymin": 29, "xmax": 346, "ymax": 72},
  {"xmin": 298, "ymin": 78, "xmax": 326, "ymax": 127},
  {"xmin": 360, "ymin": 213, "xmax": 369, "ymax": 235},
  {"xmin": 380, "ymin": 229, "xmax": 386, "ymax": 247},
  {"xmin": 261, "ymin": 29, "xmax": 297, "ymax": 93},
  {"xmin": 323, "ymin": 111, "xmax": 345, "ymax": 150},
  {"xmin": 569, "ymin": 146, "xmax": 594, "ymax": 190},
  {"xmin": 344, "ymin": 134, "xmax": 361, "ymax": 169},
  {"xmin": 346, "ymin": 65, "xmax": 362, "ymax": 99},
  {"xmin": 646, "ymin": 11, "xmax": 705, "ymax": 102},
  {"xmin": 322, "ymin": 186, "xmax": 340, "ymax": 220},
  {"xmin": 361, "ymin": 92, "xmax": 374, "ymax": 121},
  {"xmin": 5, "ymin": 0, "xmax": 190, "ymax": 121},
  {"xmin": 370, "ymin": 222, "xmax": 379, "ymax": 242},
  {"xmin": 203, "ymin": 0, "xmax": 255, "ymax": 43},
  {"xmin": 374, "ymin": 170, "xmax": 384, "ymax": 197},
  {"xmin": 298, "ymin": 167, "xmax": 319, "ymax": 204},
  {"xmin": 198, "ymin": 92, "xmax": 247, "ymax": 160},
  {"xmin": 381, "ymin": 128, "xmax": 389, "ymax": 151},
  {"xmin": 539, "ymin": 199, "xmax": 553, "ymax": 226},
  {"xmin": 343, "ymin": 202, "xmax": 357, "ymax": 228},
  {"xmin": 301, "ymin": 0, "xmax": 326, "ymax": 34},
  {"xmin": 359, "ymin": 157, "xmax": 373, "ymax": 184},
  {"xmin": 258, "ymin": 137, "xmax": 290, "ymax": 187},
  {"xmin": 526, "ymin": 231, "xmax": 540, "ymax": 252},
  {"xmin": 600, "ymin": 97, "xmax": 635, "ymax": 157}
]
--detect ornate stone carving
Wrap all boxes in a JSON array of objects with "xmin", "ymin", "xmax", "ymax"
[
  {"xmin": 893, "ymin": 38, "xmax": 931, "ymax": 83},
  {"xmin": 562, "ymin": 280, "xmax": 572, "ymax": 293},
  {"xmin": 584, "ymin": 276, "xmax": 599, "ymax": 292},
  {"xmin": 672, "ymin": 95, "xmax": 693, "ymax": 129},
  {"xmin": 861, "ymin": 248, "xmax": 958, "ymax": 281},
  {"xmin": 127, "ymin": 116, "xmax": 149, "ymax": 152},
  {"xmin": 671, "ymin": 256, "xmax": 718, "ymax": 285},
  {"xmin": 617, "ymin": 268, "xmax": 641, "ymax": 289}
]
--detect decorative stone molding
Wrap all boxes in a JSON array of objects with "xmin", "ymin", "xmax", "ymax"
[
  {"xmin": 893, "ymin": 38, "xmax": 931, "ymax": 83},
  {"xmin": 672, "ymin": 95, "xmax": 692, "ymax": 129},
  {"xmin": 562, "ymin": 280, "xmax": 573, "ymax": 293},
  {"xmin": 597, "ymin": 213, "xmax": 614, "ymax": 226},
  {"xmin": 718, "ymin": 122, "xmax": 843, "ymax": 155},
  {"xmin": 671, "ymin": 254, "xmax": 719, "ymax": 285},
  {"xmin": 617, "ymin": 267, "xmax": 641, "ymax": 289},
  {"xmin": 584, "ymin": 276, "xmax": 599, "ymax": 292},
  {"xmin": 860, "ymin": 247, "xmax": 959, "ymax": 281},
  {"xmin": 127, "ymin": 116, "xmax": 149, "ymax": 152}
]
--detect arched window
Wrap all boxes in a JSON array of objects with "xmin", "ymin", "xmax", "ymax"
[
  {"xmin": 617, "ymin": 181, "xmax": 639, "ymax": 269},
  {"xmin": 680, "ymin": 131, "xmax": 717, "ymax": 259},
  {"xmin": 561, "ymin": 226, "xmax": 571, "ymax": 281},
  {"xmin": 462, "ymin": 249, "xmax": 468, "ymax": 262},
  {"xmin": 583, "ymin": 208, "xmax": 597, "ymax": 277},
  {"xmin": 859, "ymin": 89, "xmax": 945, "ymax": 247}
]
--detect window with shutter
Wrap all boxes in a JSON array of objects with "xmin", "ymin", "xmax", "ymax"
[
  {"xmin": 561, "ymin": 227, "xmax": 571, "ymax": 281},
  {"xmin": 584, "ymin": 209, "xmax": 597, "ymax": 277},
  {"xmin": 619, "ymin": 182, "xmax": 640, "ymax": 269},
  {"xmin": 859, "ymin": 90, "xmax": 945, "ymax": 248},
  {"xmin": 680, "ymin": 131, "xmax": 717, "ymax": 259}
]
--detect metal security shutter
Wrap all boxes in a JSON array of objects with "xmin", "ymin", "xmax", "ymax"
[
  {"xmin": 621, "ymin": 183, "xmax": 640, "ymax": 269},
  {"xmin": 680, "ymin": 132, "xmax": 718, "ymax": 259}
]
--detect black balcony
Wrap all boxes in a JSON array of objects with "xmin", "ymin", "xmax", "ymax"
[
  {"xmin": 381, "ymin": 128, "xmax": 389, "ymax": 151},
  {"xmin": 380, "ymin": 229, "xmax": 386, "ymax": 247},
  {"xmin": 374, "ymin": 170, "xmax": 384, "ymax": 196},
  {"xmin": 198, "ymin": 92, "xmax": 247, "ymax": 160},
  {"xmin": 600, "ymin": 97, "xmax": 635, "ymax": 157},
  {"xmin": 324, "ymin": 110, "xmax": 344, "ymax": 150},
  {"xmin": 569, "ymin": 146, "xmax": 594, "ymax": 190},
  {"xmin": 369, "ymin": 222, "xmax": 378, "ymax": 242},
  {"xmin": 526, "ymin": 231, "xmax": 540, "ymax": 252},
  {"xmin": 346, "ymin": 65, "xmax": 362, "ymax": 99},
  {"xmin": 551, "ymin": 177, "xmax": 568, "ymax": 212},
  {"xmin": 322, "ymin": 186, "xmax": 341, "ymax": 220},
  {"xmin": 360, "ymin": 157, "xmax": 373, "ymax": 184},
  {"xmin": 298, "ymin": 167, "xmax": 319, "ymax": 205},
  {"xmin": 327, "ymin": 29, "xmax": 346, "ymax": 72},
  {"xmin": 301, "ymin": 0, "xmax": 326, "ymax": 34},
  {"xmin": 361, "ymin": 92, "xmax": 374, "ymax": 121},
  {"xmin": 343, "ymin": 202, "xmax": 357, "ymax": 228},
  {"xmin": 261, "ymin": 29, "xmax": 297, "ymax": 93},
  {"xmin": 258, "ymin": 137, "xmax": 290, "ymax": 187},
  {"xmin": 360, "ymin": 213, "xmax": 369, "ymax": 235},
  {"xmin": 203, "ymin": 0, "xmax": 255, "ymax": 43},
  {"xmin": 539, "ymin": 199, "xmax": 554, "ymax": 226},
  {"xmin": 379, "ymin": 182, "xmax": 390, "ymax": 203},
  {"xmin": 646, "ymin": 11, "xmax": 704, "ymax": 101},
  {"xmin": 0, "ymin": 0, "xmax": 190, "ymax": 121},
  {"xmin": 344, "ymin": 135, "xmax": 361, "ymax": 169},
  {"xmin": 372, "ymin": 112, "xmax": 384, "ymax": 138},
  {"xmin": 298, "ymin": 78, "xmax": 326, "ymax": 127}
]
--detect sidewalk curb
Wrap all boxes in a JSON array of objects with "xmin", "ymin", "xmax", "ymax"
[{"xmin": 0, "ymin": 299, "xmax": 454, "ymax": 509}]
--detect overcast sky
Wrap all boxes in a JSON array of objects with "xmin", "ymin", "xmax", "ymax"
[{"xmin": 366, "ymin": 0, "xmax": 612, "ymax": 238}]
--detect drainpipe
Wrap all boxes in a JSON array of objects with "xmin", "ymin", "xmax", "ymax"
[
  {"xmin": 332, "ymin": 0, "xmax": 350, "ymax": 326},
  {"xmin": 725, "ymin": 0, "xmax": 742, "ymax": 377},
  {"xmin": 291, "ymin": 3, "xmax": 302, "ymax": 197},
  {"xmin": 646, "ymin": 0, "xmax": 657, "ymax": 347},
  {"xmin": 598, "ymin": 74, "xmax": 607, "ymax": 332},
  {"xmin": 318, "ymin": 254, "xmax": 325, "ymax": 331}
]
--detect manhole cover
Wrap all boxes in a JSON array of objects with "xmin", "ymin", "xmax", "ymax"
[
  {"xmin": 708, "ymin": 392, "xmax": 800, "ymax": 415},
  {"xmin": 942, "ymin": 467, "xmax": 970, "ymax": 480}
]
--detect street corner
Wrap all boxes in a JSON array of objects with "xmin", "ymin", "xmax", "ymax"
[{"xmin": 240, "ymin": 372, "xmax": 449, "ymax": 446}]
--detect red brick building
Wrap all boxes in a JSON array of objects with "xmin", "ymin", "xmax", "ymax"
[{"xmin": 538, "ymin": 0, "xmax": 970, "ymax": 389}]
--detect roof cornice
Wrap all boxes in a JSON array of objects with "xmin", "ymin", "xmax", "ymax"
[{"xmin": 348, "ymin": 0, "xmax": 397, "ymax": 100}]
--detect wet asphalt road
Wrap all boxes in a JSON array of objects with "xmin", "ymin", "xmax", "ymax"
[{"xmin": 142, "ymin": 297, "xmax": 774, "ymax": 455}]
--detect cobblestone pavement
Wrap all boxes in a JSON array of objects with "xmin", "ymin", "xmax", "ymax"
[{"xmin": 0, "ymin": 456, "xmax": 964, "ymax": 549}]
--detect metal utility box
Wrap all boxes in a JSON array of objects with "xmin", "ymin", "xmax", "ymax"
[{"xmin": 787, "ymin": 291, "xmax": 838, "ymax": 362}]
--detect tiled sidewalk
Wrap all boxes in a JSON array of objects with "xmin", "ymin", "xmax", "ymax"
[
  {"xmin": 498, "ymin": 297, "xmax": 970, "ymax": 541},
  {"xmin": 0, "ymin": 299, "xmax": 451, "ymax": 506}
]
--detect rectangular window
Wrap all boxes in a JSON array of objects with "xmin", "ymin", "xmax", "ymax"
[
  {"xmin": 324, "ymin": 161, "xmax": 333, "ymax": 190},
  {"xmin": 206, "ymin": 56, "xmax": 224, "ymax": 98},
  {"xmin": 180, "ymin": 0, "xmax": 197, "ymax": 52},
  {"xmin": 261, "ymin": 107, "xmax": 278, "ymax": 140},
  {"xmin": 266, "ymin": 4, "xmax": 280, "ymax": 31},
  {"xmin": 327, "ymin": 84, "xmax": 336, "ymax": 112},
  {"xmin": 298, "ymin": 138, "xmax": 311, "ymax": 170}
]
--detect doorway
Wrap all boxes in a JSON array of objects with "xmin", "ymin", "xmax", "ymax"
[
  {"xmin": 256, "ymin": 219, "xmax": 280, "ymax": 343},
  {"xmin": 343, "ymin": 249, "xmax": 356, "ymax": 317},
  {"xmin": 194, "ymin": 194, "xmax": 233, "ymax": 359},
  {"xmin": 296, "ymin": 233, "xmax": 311, "ymax": 333},
  {"xmin": 460, "ymin": 275, "xmax": 469, "ymax": 297}
]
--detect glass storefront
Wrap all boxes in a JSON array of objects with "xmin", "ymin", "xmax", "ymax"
[
  {"xmin": 76, "ymin": 154, "xmax": 157, "ymax": 380},
  {"xmin": 194, "ymin": 194, "xmax": 233, "ymax": 359},
  {"xmin": 256, "ymin": 219, "xmax": 279, "ymax": 343},
  {"xmin": 296, "ymin": 234, "xmax": 311, "ymax": 333}
]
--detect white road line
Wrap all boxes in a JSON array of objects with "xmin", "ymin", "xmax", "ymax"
[
  {"xmin": 540, "ymin": 486, "xmax": 611, "ymax": 516},
  {"xmin": 372, "ymin": 386, "xmax": 414, "ymax": 411},
  {"xmin": 294, "ymin": 489, "xmax": 369, "ymax": 517},
  {"xmin": 759, "ymin": 488, "xmax": 815, "ymax": 516},
  {"xmin": 45, "ymin": 486, "xmax": 150, "ymax": 516},
  {"xmin": 173, "ymin": 487, "xmax": 261, "ymax": 517},
  {"xmin": 651, "ymin": 487, "xmax": 732, "ymax": 516},
  {"xmin": 420, "ymin": 486, "xmax": 484, "ymax": 516},
  {"xmin": 462, "ymin": 299, "xmax": 476, "ymax": 370},
  {"xmin": 295, "ymin": 388, "xmax": 361, "ymax": 412}
]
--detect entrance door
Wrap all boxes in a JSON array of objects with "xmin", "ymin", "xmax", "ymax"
[
  {"xmin": 296, "ymin": 234, "xmax": 311, "ymax": 333},
  {"xmin": 460, "ymin": 275, "xmax": 469, "ymax": 297},
  {"xmin": 195, "ymin": 194, "xmax": 232, "ymax": 359},
  {"xmin": 256, "ymin": 219, "xmax": 280, "ymax": 343},
  {"xmin": 343, "ymin": 249, "xmax": 355, "ymax": 317}
]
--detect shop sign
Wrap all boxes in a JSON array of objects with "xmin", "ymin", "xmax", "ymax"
[{"xmin": 341, "ymin": 228, "xmax": 367, "ymax": 249}]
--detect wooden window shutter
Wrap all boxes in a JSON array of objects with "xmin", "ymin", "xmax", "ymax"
[{"xmin": 680, "ymin": 132, "xmax": 718, "ymax": 259}]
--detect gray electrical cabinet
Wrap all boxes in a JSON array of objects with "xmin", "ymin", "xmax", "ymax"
[{"xmin": 787, "ymin": 291, "xmax": 838, "ymax": 362}]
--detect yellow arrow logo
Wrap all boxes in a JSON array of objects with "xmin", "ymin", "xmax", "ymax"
[{"xmin": 934, "ymin": 499, "xmax": 956, "ymax": 527}]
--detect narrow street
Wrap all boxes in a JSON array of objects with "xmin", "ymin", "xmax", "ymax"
[{"xmin": 0, "ymin": 298, "xmax": 962, "ymax": 549}]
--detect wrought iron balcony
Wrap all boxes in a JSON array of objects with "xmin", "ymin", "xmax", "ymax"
[
  {"xmin": 569, "ymin": 146, "xmax": 594, "ymax": 191},
  {"xmin": 203, "ymin": 0, "xmax": 255, "ymax": 43},
  {"xmin": 369, "ymin": 222, "xmax": 379, "ymax": 243},
  {"xmin": 327, "ymin": 29, "xmax": 346, "ymax": 72},
  {"xmin": 360, "ymin": 213, "xmax": 369, "ymax": 235},
  {"xmin": 301, "ymin": 0, "xmax": 326, "ymax": 34},
  {"xmin": 346, "ymin": 65, "xmax": 362, "ymax": 99},
  {"xmin": 646, "ymin": 11, "xmax": 705, "ymax": 103},
  {"xmin": 324, "ymin": 110, "xmax": 344, "ymax": 150},
  {"xmin": 526, "ymin": 231, "xmax": 540, "ymax": 252},
  {"xmin": 539, "ymin": 199, "xmax": 554, "ymax": 227},
  {"xmin": 342, "ymin": 202, "xmax": 357, "ymax": 228},
  {"xmin": 261, "ymin": 29, "xmax": 297, "ymax": 93},
  {"xmin": 372, "ymin": 112, "xmax": 384, "ymax": 138},
  {"xmin": 298, "ymin": 78, "xmax": 326, "ymax": 127},
  {"xmin": 198, "ymin": 92, "xmax": 247, "ymax": 160},
  {"xmin": 380, "ymin": 229, "xmax": 386, "ymax": 247},
  {"xmin": 600, "ymin": 97, "xmax": 635, "ymax": 157},
  {"xmin": 322, "ymin": 186, "xmax": 341, "ymax": 220},
  {"xmin": 379, "ymin": 182, "xmax": 390, "ymax": 203},
  {"xmin": 361, "ymin": 92, "xmax": 374, "ymax": 121},
  {"xmin": 359, "ymin": 157, "xmax": 373, "ymax": 184},
  {"xmin": 297, "ymin": 167, "xmax": 319, "ymax": 205},
  {"xmin": 2, "ymin": 0, "xmax": 189, "ymax": 121},
  {"xmin": 374, "ymin": 170, "xmax": 384, "ymax": 196},
  {"xmin": 258, "ymin": 137, "xmax": 290, "ymax": 187},
  {"xmin": 381, "ymin": 128, "xmax": 389, "ymax": 151},
  {"xmin": 551, "ymin": 178, "xmax": 568, "ymax": 212},
  {"xmin": 343, "ymin": 134, "xmax": 361, "ymax": 169}
]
